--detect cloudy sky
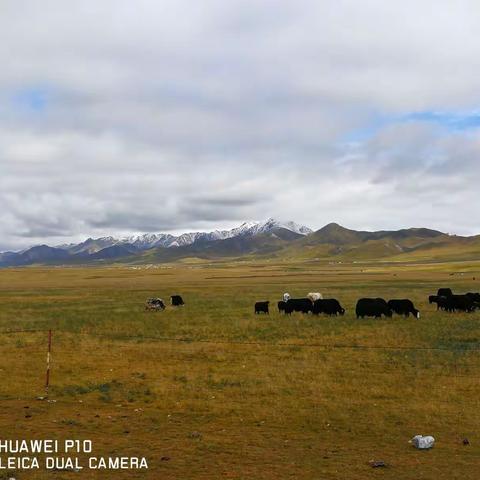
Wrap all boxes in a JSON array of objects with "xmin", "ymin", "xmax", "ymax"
[{"xmin": 1, "ymin": 0, "xmax": 480, "ymax": 250}]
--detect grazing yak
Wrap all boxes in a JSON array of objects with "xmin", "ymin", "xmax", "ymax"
[
  {"xmin": 433, "ymin": 296, "xmax": 449, "ymax": 310},
  {"xmin": 313, "ymin": 299, "xmax": 345, "ymax": 316},
  {"xmin": 430, "ymin": 294, "xmax": 477, "ymax": 312},
  {"xmin": 356, "ymin": 298, "xmax": 392, "ymax": 319},
  {"xmin": 445, "ymin": 295, "xmax": 477, "ymax": 313},
  {"xmin": 255, "ymin": 301, "xmax": 270, "ymax": 314},
  {"xmin": 278, "ymin": 301, "xmax": 291, "ymax": 314},
  {"xmin": 307, "ymin": 292, "xmax": 323, "ymax": 302},
  {"xmin": 466, "ymin": 292, "xmax": 480, "ymax": 302},
  {"xmin": 387, "ymin": 299, "xmax": 420, "ymax": 318},
  {"xmin": 286, "ymin": 298, "xmax": 313, "ymax": 314},
  {"xmin": 429, "ymin": 295, "xmax": 449, "ymax": 310},
  {"xmin": 429, "ymin": 295, "xmax": 439, "ymax": 304},
  {"xmin": 437, "ymin": 288, "xmax": 453, "ymax": 297},
  {"xmin": 145, "ymin": 298, "xmax": 166, "ymax": 311},
  {"xmin": 171, "ymin": 295, "xmax": 184, "ymax": 306}
]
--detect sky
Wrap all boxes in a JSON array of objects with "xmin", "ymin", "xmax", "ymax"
[{"xmin": 1, "ymin": 0, "xmax": 480, "ymax": 251}]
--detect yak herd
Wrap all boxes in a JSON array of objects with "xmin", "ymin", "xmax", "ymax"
[
  {"xmin": 255, "ymin": 288, "xmax": 480, "ymax": 319},
  {"xmin": 144, "ymin": 288, "xmax": 480, "ymax": 319},
  {"xmin": 429, "ymin": 288, "xmax": 480, "ymax": 313}
]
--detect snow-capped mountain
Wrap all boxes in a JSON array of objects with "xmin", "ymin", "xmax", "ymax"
[
  {"xmin": 237, "ymin": 218, "xmax": 313, "ymax": 237},
  {"xmin": 1, "ymin": 220, "xmax": 464, "ymax": 268},
  {"xmin": 0, "ymin": 218, "xmax": 313, "ymax": 266},
  {"xmin": 56, "ymin": 218, "xmax": 313, "ymax": 254},
  {"xmin": 166, "ymin": 219, "xmax": 312, "ymax": 248},
  {"xmin": 120, "ymin": 233, "xmax": 176, "ymax": 249}
]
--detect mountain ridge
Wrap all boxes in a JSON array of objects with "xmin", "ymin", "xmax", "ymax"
[
  {"xmin": 0, "ymin": 218, "xmax": 311, "ymax": 266},
  {"xmin": 305, "ymin": 223, "xmax": 445, "ymax": 246},
  {"xmin": 1, "ymin": 219, "xmax": 478, "ymax": 267},
  {"xmin": 54, "ymin": 218, "xmax": 313, "ymax": 254}
]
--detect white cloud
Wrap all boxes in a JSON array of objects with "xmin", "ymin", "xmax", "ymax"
[{"xmin": 1, "ymin": 0, "xmax": 480, "ymax": 249}]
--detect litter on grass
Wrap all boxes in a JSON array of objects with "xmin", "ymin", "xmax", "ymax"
[{"xmin": 410, "ymin": 435, "xmax": 435, "ymax": 449}]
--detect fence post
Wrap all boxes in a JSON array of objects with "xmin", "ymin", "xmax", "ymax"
[{"xmin": 45, "ymin": 330, "xmax": 52, "ymax": 396}]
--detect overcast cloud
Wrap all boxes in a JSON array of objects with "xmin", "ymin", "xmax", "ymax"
[{"xmin": 1, "ymin": 0, "xmax": 480, "ymax": 250}]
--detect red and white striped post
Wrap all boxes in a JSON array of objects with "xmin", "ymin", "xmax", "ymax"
[{"xmin": 45, "ymin": 330, "xmax": 52, "ymax": 396}]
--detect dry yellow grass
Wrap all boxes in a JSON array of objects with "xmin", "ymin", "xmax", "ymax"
[{"xmin": 0, "ymin": 260, "xmax": 479, "ymax": 479}]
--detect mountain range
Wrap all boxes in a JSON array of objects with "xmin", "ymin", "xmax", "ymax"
[
  {"xmin": 0, "ymin": 219, "xmax": 311, "ymax": 267},
  {"xmin": 1, "ymin": 218, "xmax": 479, "ymax": 267}
]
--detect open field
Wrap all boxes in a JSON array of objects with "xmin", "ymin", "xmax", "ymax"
[{"xmin": 0, "ymin": 259, "xmax": 480, "ymax": 479}]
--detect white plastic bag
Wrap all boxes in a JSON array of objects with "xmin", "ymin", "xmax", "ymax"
[{"xmin": 411, "ymin": 435, "xmax": 435, "ymax": 449}]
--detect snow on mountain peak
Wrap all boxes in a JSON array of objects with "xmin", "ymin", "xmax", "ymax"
[
  {"xmin": 250, "ymin": 218, "xmax": 313, "ymax": 236},
  {"xmin": 50, "ymin": 218, "xmax": 313, "ymax": 254}
]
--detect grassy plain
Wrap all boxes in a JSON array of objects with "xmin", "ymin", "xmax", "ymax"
[{"xmin": 0, "ymin": 258, "xmax": 479, "ymax": 479}]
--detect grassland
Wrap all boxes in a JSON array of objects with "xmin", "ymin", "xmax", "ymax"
[{"xmin": 0, "ymin": 258, "xmax": 480, "ymax": 479}]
